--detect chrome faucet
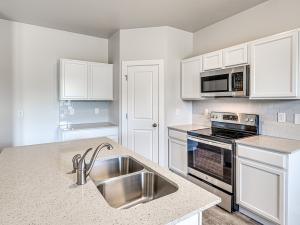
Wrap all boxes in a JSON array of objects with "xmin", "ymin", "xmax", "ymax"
[{"xmin": 70, "ymin": 143, "xmax": 113, "ymax": 185}]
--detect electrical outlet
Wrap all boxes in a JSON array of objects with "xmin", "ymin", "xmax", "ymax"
[
  {"xmin": 204, "ymin": 109, "xmax": 209, "ymax": 116},
  {"xmin": 17, "ymin": 110, "xmax": 24, "ymax": 118},
  {"xmin": 94, "ymin": 108, "xmax": 100, "ymax": 115},
  {"xmin": 278, "ymin": 112, "xmax": 286, "ymax": 123},
  {"xmin": 69, "ymin": 108, "xmax": 75, "ymax": 115},
  {"xmin": 294, "ymin": 114, "xmax": 300, "ymax": 124}
]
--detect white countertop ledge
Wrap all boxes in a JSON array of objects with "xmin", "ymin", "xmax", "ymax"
[
  {"xmin": 59, "ymin": 122, "xmax": 118, "ymax": 131},
  {"xmin": 0, "ymin": 138, "xmax": 220, "ymax": 225},
  {"xmin": 236, "ymin": 135, "xmax": 300, "ymax": 154},
  {"xmin": 168, "ymin": 124, "xmax": 209, "ymax": 132}
]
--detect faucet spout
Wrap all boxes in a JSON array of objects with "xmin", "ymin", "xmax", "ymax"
[
  {"xmin": 75, "ymin": 143, "xmax": 113, "ymax": 185},
  {"xmin": 86, "ymin": 143, "xmax": 113, "ymax": 176}
]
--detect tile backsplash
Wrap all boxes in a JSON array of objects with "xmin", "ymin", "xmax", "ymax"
[
  {"xmin": 192, "ymin": 99, "xmax": 300, "ymax": 140},
  {"xmin": 59, "ymin": 101, "xmax": 113, "ymax": 125}
]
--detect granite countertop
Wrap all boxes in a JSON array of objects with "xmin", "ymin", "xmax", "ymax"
[
  {"xmin": 0, "ymin": 138, "xmax": 220, "ymax": 225},
  {"xmin": 168, "ymin": 124, "xmax": 208, "ymax": 132},
  {"xmin": 59, "ymin": 122, "xmax": 118, "ymax": 131},
  {"xmin": 236, "ymin": 135, "xmax": 300, "ymax": 154}
]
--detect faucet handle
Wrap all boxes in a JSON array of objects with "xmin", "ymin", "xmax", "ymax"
[{"xmin": 67, "ymin": 154, "xmax": 81, "ymax": 174}]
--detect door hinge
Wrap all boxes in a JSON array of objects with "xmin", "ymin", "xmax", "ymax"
[
  {"xmin": 125, "ymin": 75, "xmax": 128, "ymax": 81},
  {"xmin": 125, "ymin": 113, "xmax": 128, "ymax": 119}
]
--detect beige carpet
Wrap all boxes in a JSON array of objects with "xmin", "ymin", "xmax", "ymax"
[{"xmin": 203, "ymin": 207, "xmax": 261, "ymax": 225}]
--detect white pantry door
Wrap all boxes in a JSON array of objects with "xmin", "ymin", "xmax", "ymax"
[{"xmin": 127, "ymin": 65, "xmax": 159, "ymax": 163}]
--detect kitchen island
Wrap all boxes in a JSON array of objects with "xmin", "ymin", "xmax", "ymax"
[{"xmin": 0, "ymin": 138, "xmax": 220, "ymax": 225}]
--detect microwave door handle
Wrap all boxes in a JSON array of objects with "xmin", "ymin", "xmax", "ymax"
[{"xmin": 228, "ymin": 73, "xmax": 232, "ymax": 92}]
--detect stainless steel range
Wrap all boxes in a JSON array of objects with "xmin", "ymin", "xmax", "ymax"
[{"xmin": 187, "ymin": 112, "xmax": 259, "ymax": 212}]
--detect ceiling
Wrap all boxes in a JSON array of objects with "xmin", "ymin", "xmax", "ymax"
[{"xmin": 0, "ymin": 0, "xmax": 267, "ymax": 38}]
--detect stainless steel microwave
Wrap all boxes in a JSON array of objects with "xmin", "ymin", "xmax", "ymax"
[{"xmin": 200, "ymin": 65, "xmax": 249, "ymax": 97}]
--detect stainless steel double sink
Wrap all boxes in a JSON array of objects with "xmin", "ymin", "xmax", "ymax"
[{"xmin": 89, "ymin": 156, "xmax": 178, "ymax": 209}]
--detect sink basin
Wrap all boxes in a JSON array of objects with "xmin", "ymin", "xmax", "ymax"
[
  {"xmin": 90, "ymin": 156, "xmax": 144, "ymax": 182},
  {"xmin": 96, "ymin": 171, "xmax": 178, "ymax": 209}
]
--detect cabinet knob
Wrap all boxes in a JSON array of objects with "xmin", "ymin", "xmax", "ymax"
[{"xmin": 152, "ymin": 123, "xmax": 158, "ymax": 128}]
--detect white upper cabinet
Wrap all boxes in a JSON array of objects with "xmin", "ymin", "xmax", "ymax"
[
  {"xmin": 181, "ymin": 56, "xmax": 202, "ymax": 100},
  {"xmin": 89, "ymin": 63, "xmax": 113, "ymax": 100},
  {"xmin": 202, "ymin": 50, "xmax": 223, "ymax": 71},
  {"xmin": 223, "ymin": 43, "xmax": 248, "ymax": 67},
  {"xmin": 60, "ymin": 59, "xmax": 89, "ymax": 100},
  {"xmin": 60, "ymin": 59, "xmax": 113, "ymax": 100},
  {"xmin": 250, "ymin": 31, "xmax": 299, "ymax": 99}
]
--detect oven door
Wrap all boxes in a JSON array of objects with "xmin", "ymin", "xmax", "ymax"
[
  {"xmin": 187, "ymin": 136, "xmax": 233, "ymax": 192},
  {"xmin": 201, "ymin": 73, "xmax": 231, "ymax": 97}
]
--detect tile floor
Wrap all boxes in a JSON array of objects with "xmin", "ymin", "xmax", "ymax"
[{"xmin": 203, "ymin": 206, "xmax": 261, "ymax": 225}]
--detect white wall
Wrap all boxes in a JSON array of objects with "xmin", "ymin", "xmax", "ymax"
[
  {"xmin": 164, "ymin": 27, "xmax": 193, "ymax": 163},
  {"xmin": 108, "ymin": 31, "xmax": 121, "ymax": 142},
  {"xmin": 192, "ymin": 0, "xmax": 300, "ymax": 141},
  {"xmin": 194, "ymin": 0, "xmax": 300, "ymax": 55},
  {"xmin": 0, "ymin": 19, "xmax": 109, "ymax": 147},
  {"xmin": 116, "ymin": 26, "xmax": 193, "ymax": 166},
  {"xmin": 108, "ymin": 31, "xmax": 121, "ymax": 125},
  {"xmin": 0, "ymin": 20, "xmax": 13, "ymax": 149}
]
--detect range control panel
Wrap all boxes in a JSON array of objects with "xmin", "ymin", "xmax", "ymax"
[{"xmin": 210, "ymin": 112, "xmax": 258, "ymax": 126}]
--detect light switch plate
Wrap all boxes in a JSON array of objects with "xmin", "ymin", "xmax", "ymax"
[
  {"xmin": 69, "ymin": 108, "xmax": 75, "ymax": 115},
  {"xmin": 278, "ymin": 112, "xmax": 286, "ymax": 123},
  {"xmin": 295, "ymin": 114, "xmax": 300, "ymax": 124},
  {"xmin": 94, "ymin": 108, "xmax": 100, "ymax": 115}
]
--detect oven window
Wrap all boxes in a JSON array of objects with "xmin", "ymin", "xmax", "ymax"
[
  {"xmin": 201, "ymin": 74, "xmax": 229, "ymax": 93},
  {"xmin": 188, "ymin": 139, "xmax": 232, "ymax": 185}
]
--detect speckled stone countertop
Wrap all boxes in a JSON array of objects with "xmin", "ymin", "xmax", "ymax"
[
  {"xmin": 236, "ymin": 135, "xmax": 300, "ymax": 154},
  {"xmin": 168, "ymin": 124, "xmax": 208, "ymax": 132},
  {"xmin": 0, "ymin": 138, "xmax": 220, "ymax": 225}
]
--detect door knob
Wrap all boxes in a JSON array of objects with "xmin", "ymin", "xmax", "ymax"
[{"xmin": 152, "ymin": 123, "xmax": 158, "ymax": 128}]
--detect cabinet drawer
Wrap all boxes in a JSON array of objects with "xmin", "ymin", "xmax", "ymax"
[
  {"xmin": 168, "ymin": 129, "xmax": 187, "ymax": 142},
  {"xmin": 237, "ymin": 144, "xmax": 287, "ymax": 169}
]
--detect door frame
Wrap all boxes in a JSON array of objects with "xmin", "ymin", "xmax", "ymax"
[{"xmin": 121, "ymin": 60, "xmax": 164, "ymax": 165}]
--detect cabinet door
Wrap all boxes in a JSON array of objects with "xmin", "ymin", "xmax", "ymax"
[
  {"xmin": 89, "ymin": 63, "xmax": 113, "ymax": 100},
  {"xmin": 236, "ymin": 158, "xmax": 285, "ymax": 224},
  {"xmin": 175, "ymin": 213, "xmax": 200, "ymax": 225},
  {"xmin": 60, "ymin": 59, "xmax": 88, "ymax": 100},
  {"xmin": 203, "ymin": 50, "xmax": 223, "ymax": 71},
  {"xmin": 250, "ymin": 31, "xmax": 299, "ymax": 99},
  {"xmin": 223, "ymin": 44, "xmax": 248, "ymax": 67},
  {"xmin": 169, "ymin": 137, "xmax": 187, "ymax": 175},
  {"xmin": 181, "ymin": 57, "xmax": 202, "ymax": 99}
]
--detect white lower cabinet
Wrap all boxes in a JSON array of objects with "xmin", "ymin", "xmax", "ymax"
[
  {"xmin": 236, "ymin": 144, "xmax": 300, "ymax": 225},
  {"xmin": 168, "ymin": 129, "xmax": 187, "ymax": 176},
  {"xmin": 237, "ymin": 157, "xmax": 285, "ymax": 224},
  {"xmin": 175, "ymin": 213, "xmax": 201, "ymax": 225}
]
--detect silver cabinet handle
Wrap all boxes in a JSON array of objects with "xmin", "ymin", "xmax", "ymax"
[{"xmin": 188, "ymin": 136, "xmax": 232, "ymax": 150}]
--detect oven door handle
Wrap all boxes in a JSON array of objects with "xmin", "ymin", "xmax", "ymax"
[{"xmin": 187, "ymin": 136, "xmax": 232, "ymax": 150}]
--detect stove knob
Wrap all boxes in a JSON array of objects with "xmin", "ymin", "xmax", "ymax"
[{"xmin": 250, "ymin": 118, "xmax": 255, "ymax": 122}]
